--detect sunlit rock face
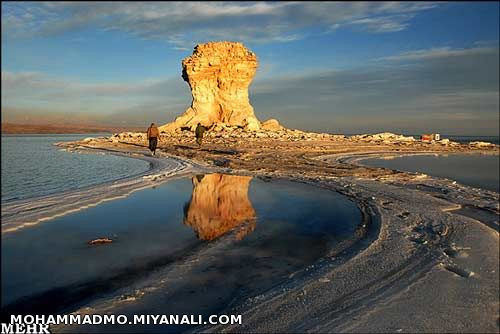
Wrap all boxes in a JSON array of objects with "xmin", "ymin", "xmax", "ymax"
[
  {"xmin": 159, "ymin": 41, "xmax": 260, "ymax": 132},
  {"xmin": 261, "ymin": 118, "xmax": 283, "ymax": 131},
  {"xmin": 184, "ymin": 174, "xmax": 256, "ymax": 241}
]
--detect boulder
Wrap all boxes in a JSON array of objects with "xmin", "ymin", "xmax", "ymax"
[
  {"xmin": 469, "ymin": 141, "xmax": 494, "ymax": 147},
  {"xmin": 351, "ymin": 132, "xmax": 415, "ymax": 142},
  {"xmin": 261, "ymin": 119, "xmax": 283, "ymax": 131},
  {"xmin": 243, "ymin": 117, "xmax": 261, "ymax": 131},
  {"xmin": 439, "ymin": 139, "xmax": 451, "ymax": 145}
]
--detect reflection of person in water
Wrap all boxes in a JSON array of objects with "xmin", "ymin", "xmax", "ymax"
[{"xmin": 183, "ymin": 174, "xmax": 256, "ymax": 241}]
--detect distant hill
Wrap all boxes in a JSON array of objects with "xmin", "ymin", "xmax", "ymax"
[{"xmin": 1, "ymin": 123, "xmax": 145, "ymax": 134}]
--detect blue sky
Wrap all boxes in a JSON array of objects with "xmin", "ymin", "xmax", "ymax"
[{"xmin": 2, "ymin": 1, "xmax": 499, "ymax": 135}]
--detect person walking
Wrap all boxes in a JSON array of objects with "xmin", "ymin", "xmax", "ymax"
[
  {"xmin": 146, "ymin": 122, "xmax": 160, "ymax": 156},
  {"xmin": 195, "ymin": 123, "xmax": 207, "ymax": 148}
]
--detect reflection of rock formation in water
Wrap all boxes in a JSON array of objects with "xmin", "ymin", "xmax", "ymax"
[{"xmin": 184, "ymin": 174, "xmax": 256, "ymax": 241}]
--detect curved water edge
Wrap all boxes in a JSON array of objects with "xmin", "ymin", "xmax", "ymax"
[
  {"xmin": 319, "ymin": 150, "xmax": 499, "ymax": 193},
  {"xmin": 1, "ymin": 144, "xmax": 382, "ymax": 332},
  {"xmin": 71, "ymin": 149, "xmax": 499, "ymax": 333},
  {"xmin": 1, "ymin": 145, "xmax": 383, "ymax": 235},
  {"xmin": 323, "ymin": 149, "xmax": 498, "ymax": 165},
  {"xmin": 317, "ymin": 150, "xmax": 499, "ymax": 231},
  {"xmin": 4, "ymin": 144, "xmax": 494, "ymax": 235},
  {"xmin": 205, "ymin": 166, "xmax": 499, "ymax": 333},
  {"xmin": 3, "ymin": 145, "xmax": 498, "ymax": 332},
  {"xmin": 2, "ymin": 173, "xmax": 375, "ymax": 333},
  {"xmin": 1, "ymin": 135, "xmax": 153, "ymax": 203},
  {"xmin": 358, "ymin": 152, "xmax": 499, "ymax": 192},
  {"xmin": 1, "ymin": 148, "xmax": 196, "ymax": 234}
]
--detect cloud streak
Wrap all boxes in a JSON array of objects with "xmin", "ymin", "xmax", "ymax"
[
  {"xmin": 250, "ymin": 45, "xmax": 499, "ymax": 134},
  {"xmin": 2, "ymin": 2, "xmax": 438, "ymax": 47},
  {"xmin": 381, "ymin": 45, "xmax": 499, "ymax": 61},
  {"xmin": 1, "ymin": 71, "xmax": 189, "ymax": 99},
  {"xmin": 1, "ymin": 71, "xmax": 191, "ymax": 124},
  {"xmin": 2, "ymin": 44, "xmax": 498, "ymax": 135}
]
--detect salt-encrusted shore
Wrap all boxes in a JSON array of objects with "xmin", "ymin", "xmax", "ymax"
[
  {"xmin": 5, "ymin": 129, "xmax": 499, "ymax": 333},
  {"xmin": 1, "ymin": 149, "xmax": 196, "ymax": 233}
]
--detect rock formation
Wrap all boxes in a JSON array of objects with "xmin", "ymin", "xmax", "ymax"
[
  {"xmin": 469, "ymin": 141, "xmax": 495, "ymax": 147},
  {"xmin": 349, "ymin": 132, "xmax": 416, "ymax": 143},
  {"xmin": 260, "ymin": 119, "xmax": 284, "ymax": 131},
  {"xmin": 160, "ymin": 41, "xmax": 262, "ymax": 132},
  {"xmin": 183, "ymin": 174, "xmax": 256, "ymax": 241}
]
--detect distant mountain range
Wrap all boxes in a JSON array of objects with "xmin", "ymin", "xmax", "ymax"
[{"xmin": 1, "ymin": 123, "xmax": 145, "ymax": 134}]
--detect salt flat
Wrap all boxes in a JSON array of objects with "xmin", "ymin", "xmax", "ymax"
[{"xmin": 39, "ymin": 130, "xmax": 499, "ymax": 333}]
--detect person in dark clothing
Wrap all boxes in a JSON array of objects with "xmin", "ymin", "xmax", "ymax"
[
  {"xmin": 147, "ymin": 123, "xmax": 160, "ymax": 156},
  {"xmin": 195, "ymin": 123, "xmax": 207, "ymax": 147}
]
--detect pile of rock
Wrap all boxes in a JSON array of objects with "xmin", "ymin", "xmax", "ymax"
[
  {"xmin": 349, "ymin": 132, "xmax": 416, "ymax": 144},
  {"xmin": 469, "ymin": 141, "xmax": 496, "ymax": 148},
  {"xmin": 435, "ymin": 138, "xmax": 459, "ymax": 146},
  {"xmin": 110, "ymin": 132, "xmax": 147, "ymax": 143},
  {"xmin": 201, "ymin": 126, "xmax": 345, "ymax": 142},
  {"xmin": 103, "ymin": 127, "xmax": 346, "ymax": 146},
  {"xmin": 260, "ymin": 119, "xmax": 283, "ymax": 131}
]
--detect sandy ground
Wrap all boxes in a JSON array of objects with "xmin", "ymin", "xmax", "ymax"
[{"xmin": 3, "ymin": 132, "xmax": 499, "ymax": 333}]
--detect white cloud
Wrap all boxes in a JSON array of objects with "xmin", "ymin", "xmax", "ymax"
[
  {"xmin": 381, "ymin": 45, "xmax": 499, "ymax": 61},
  {"xmin": 1, "ymin": 2, "xmax": 439, "ymax": 47},
  {"xmin": 1, "ymin": 70, "xmax": 191, "ymax": 116},
  {"xmin": 2, "ymin": 71, "xmax": 171, "ymax": 96},
  {"xmin": 348, "ymin": 14, "xmax": 415, "ymax": 32},
  {"xmin": 3, "ymin": 42, "xmax": 498, "ymax": 135},
  {"xmin": 250, "ymin": 44, "xmax": 499, "ymax": 134},
  {"xmin": 2, "ymin": 71, "xmax": 44, "ymax": 86}
]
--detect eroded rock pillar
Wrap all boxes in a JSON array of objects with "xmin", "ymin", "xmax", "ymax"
[{"xmin": 160, "ymin": 41, "xmax": 260, "ymax": 132}]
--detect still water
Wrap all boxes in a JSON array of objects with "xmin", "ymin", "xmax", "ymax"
[
  {"xmin": 1, "ymin": 135, "xmax": 150, "ymax": 202},
  {"xmin": 445, "ymin": 135, "xmax": 499, "ymax": 145},
  {"xmin": 1, "ymin": 174, "xmax": 361, "ymax": 332},
  {"xmin": 361, "ymin": 153, "xmax": 499, "ymax": 192}
]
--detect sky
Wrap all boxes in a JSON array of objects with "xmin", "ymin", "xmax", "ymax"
[{"xmin": 1, "ymin": 1, "xmax": 499, "ymax": 135}]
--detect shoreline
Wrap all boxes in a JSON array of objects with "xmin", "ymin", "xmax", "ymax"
[
  {"xmin": 1, "ymin": 148, "xmax": 198, "ymax": 234},
  {"xmin": 3, "ymin": 140, "xmax": 496, "ymax": 235},
  {"xmin": 2, "ymin": 132, "xmax": 499, "ymax": 332},
  {"xmin": 320, "ymin": 150, "xmax": 500, "ymax": 192},
  {"xmin": 1, "ymin": 123, "xmax": 145, "ymax": 134}
]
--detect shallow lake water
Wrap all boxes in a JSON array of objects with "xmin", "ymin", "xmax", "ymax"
[
  {"xmin": 361, "ymin": 153, "xmax": 499, "ymax": 192},
  {"xmin": 1, "ymin": 134, "xmax": 151, "ymax": 202},
  {"xmin": 1, "ymin": 173, "xmax": 362, "ymax": 332}
]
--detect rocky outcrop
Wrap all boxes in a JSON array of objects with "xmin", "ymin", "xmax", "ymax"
[
  {"xmin": 350, "ymin": 132, "xmax": 416, "ymax": 143},
  {"xmin": 348, "ymin": 132, "xmax": 463, "ymax": 146},
  {"xmin": 183, "ymin": 174, "xmax": 256, "ymax": 241},
  {"xmin": 160, "ymin": 41, "xmax": 261, "ymax": 132},
  {"xmin": 261, "ymin": 119, "xmax": 283, "ymax": 131},
  {"xmin": 469, "ymin": 141, "xmax": 494, "ymax": 147}
]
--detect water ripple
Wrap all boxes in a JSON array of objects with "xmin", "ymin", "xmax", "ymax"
[{"xmin": 1, "ymin": 135, "xmax": 150, "ymax": 203}]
